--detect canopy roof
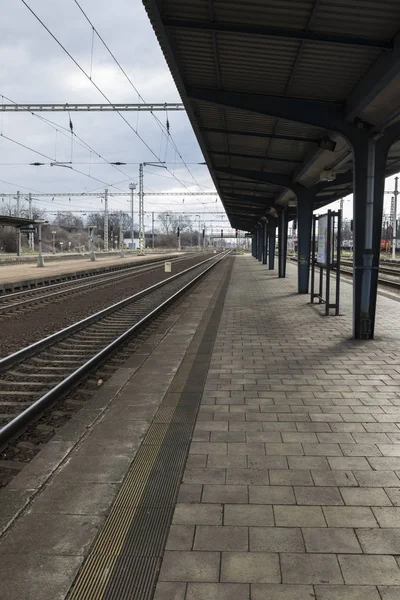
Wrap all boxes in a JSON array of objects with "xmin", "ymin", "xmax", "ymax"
[{"xmin": 143, "ymin": 0, "xmax": 400, "ymax": 229}]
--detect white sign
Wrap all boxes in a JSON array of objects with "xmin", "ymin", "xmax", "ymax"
[
  {"xmin": 317, "ymin": 215, "xmax": 328, "ymax": 264},
  {"xmin": 164, "ymin": 261, "xmax": 172, "ymax": 273}
]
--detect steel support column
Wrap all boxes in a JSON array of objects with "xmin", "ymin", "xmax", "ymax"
[
  {"xmin": 352, "ymin": 138, "xmax": 387, "ymax": 339},
  {"xmin": 268, "ymin": 222, "xmax": 276, "ymax": 270},
  {"xmin": 262, "ymin": 222, "xmax": 267, "ymax": 265},
  {"xmin": 252, "ymin": 233, "xmax": 256, "ymax": 257},
  {"xmin": 297, "ymin": 195, "xmax": 314, "ymax": 293},
  {"xmin": 257, "ymin": 225, "xmax": 263, "ymax": 261},
  {"xmin": 278, "ymin": 211, "xmax": 288, "ymax": 278}
]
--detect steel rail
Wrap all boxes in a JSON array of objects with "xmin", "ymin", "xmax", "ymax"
[
  {"xmin": 0, "ymin": 251, "xmax": 229, "ymax": 448},
  {"xmin": 0, "ymin": 254, "xmax": 199, "ymax": 312}
]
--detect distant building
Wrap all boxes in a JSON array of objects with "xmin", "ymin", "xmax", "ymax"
[{"xmin": 124, "ymin": 238, "xmax": 140, "ymax": 249}]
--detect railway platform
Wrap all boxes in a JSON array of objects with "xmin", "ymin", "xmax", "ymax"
[
  {"xmin": 1, "ymin": 254, "xmax": 400, "ymax": 599},
  {"xmin": 0, "ymin": 251, "xmax": 180, "ymax": 292}
]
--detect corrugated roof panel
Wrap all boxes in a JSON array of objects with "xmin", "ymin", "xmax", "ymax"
[
  {"xmin": 163, "ymin": 0, "xmax": 209, "ymax": 20},
  {"xmin": 170, "ymin": 30, "xmax": 218, "ymax": 87},
  {"xmin": 313, "ymin": 0, "xmax": 400, "ymax": 39},
  {"xmin": 214, "ymin": 0, "xmax": 315, "ymax": 29},
  {"xmin": 217, "ymin": 35, "xmax": 299, "ymax": 94},
  {"xmin": 287, "ymin": 43, "xmax": 382, "ymax": 101}
]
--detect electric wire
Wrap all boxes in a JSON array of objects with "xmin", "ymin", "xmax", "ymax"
[
  {"xmin": 21, "ymin": 0, "xmax": 208, "ymax": 198},
  {"xmin": 72, "ymin": 0, "xmax": 205, "ymax": 192}
]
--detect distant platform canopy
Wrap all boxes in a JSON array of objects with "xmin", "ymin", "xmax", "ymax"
[{"xmin": 0, "ymin": 216, "xmax": 43, "ymax": 228}]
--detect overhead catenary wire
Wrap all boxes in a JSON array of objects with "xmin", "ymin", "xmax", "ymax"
[
  {"xmin": 0, "ymin": 93, "xmax": 140, "ymax": 187},
  {"xmin": 72, "ymin": 0, "xmax": 205, "ymax": 192},
  {"xmin": 21, "ymin": 0, "xmax": 197, "ymax": 197}
]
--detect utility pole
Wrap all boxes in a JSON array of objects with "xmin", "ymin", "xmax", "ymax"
[
  {"xmin": 52, "ymin": 230, "xmax": 56, "ymax": 254},
  {"xmin": 152, "ymin": 211, "xmax": 155, "ymax": 250},
  {"xmin": 129, "ymin": 182, "xmax": 136, "ymax": 251},
  {"xmin": 16, "ymin": 191, "xmax": 21, "ymax": 256},
  {"xmin": 139, "ymin": 164, "xmax": 145, "ymax": 255},
  {"xmin": 28, "ymin": 193, "xmax": 34, "ymax": 250},
  {"xmin": 138, "ymin": 162, "xmax": 166, "ymax": 256},
  {"xmin": 196, "ymin": 214, "xmax": 201, "ymax": 250},
  {"xmin": 104, "ymin": 188, "xmax": 109, "ymax": 252},
  {"xmin": 203, "ymin": 223, "xmax": 206, "ymax": 251},
  {"xmin": 37, "ymin": 222, "xmax": 45, "ymax": 267},
  {"xmin": 119, "ymin": 212, "xmax": 124, "ymax": 258},
  {"xmin": 392, "ymin": 177, "xmax": 399, "ymax": 260}
]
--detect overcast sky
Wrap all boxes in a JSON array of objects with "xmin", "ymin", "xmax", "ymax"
[
  {"xmin": 1, "ymin": 0, "xmax": 230, "ymax": 232},
  {"xmin": 1, "ymin": 1, "xmax": 398, "ymax": 230}
]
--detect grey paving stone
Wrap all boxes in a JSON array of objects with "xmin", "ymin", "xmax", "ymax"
[
  {"xmin": 312, "ymin": 470, "xmax": 358, "ymax": 487},
  {"xmin": 294, "ymin": 486, "xmax": 343, "ymax": 506},
  {"xmin": 328, "ymin": 457, "xmax": 371, "ymax": 470},
  {"xmin": 159, "ymin": 551, "xmax": 220, "ymax": 582},
  {"xmin": 211, "ymin": 432, "xmax": 246, "ymax": 442},
  {"xmin": 0, "ymin": 513, "xmax": 101, "ymax": 556},
  {"xmin": 314, "ymin": 585, "xmax": 380, "ymax": 599},
  {"xmin": 165, "ymin": 525, "xmax": 194, "ymax": 551},
  {"xmin": 202, "ymin": 485, "xmax": 248, "ymax": 504},
  {"xmin": 281, "ymin": 553, "xmax": 342, "ymax": 584},
  {"xmin": 194, "ymin": 526, "xmax": 248, "ymax": 551},
  {"xmin": 356, "ymin": 528, "xmax": 400, "ymax": 554},
  {"xmin": 250, "ymin": 526, "xmax": 304, "ymax": 552},
  {"xmin": 177, "ymin": 484, "xmax": 202, "ymax": 503},
  {"xmin": 372, "ymin": 507, "xmax": 400, "ymax": 527},
  {"xmin": 302, "ymin": 527, "xmax": 361, "ymax": 553},
  {"xmin": 303, "ymin": 443, "xmax": 343, "ymax": 456},
  {"xmin": 30, "ymin": 482, "xmax": 118, "ymax": 515},
  {"xmin": 228, "ymin": 443, "xmax": 266, "ymax": 455},
  {"xmin": 226, "ymin": 468, "xmax": 270, "ymax": 485},
  {"xmin": 379, "ymin": 586, "xmax": 400, "ymax": 600},
  {"xmin": 340, "ymin": 487, "xmax": 392, "ymax": 506},
  {"xmin": 338, "ymin": 555, "xmax": 400, "ymax": 585},
  {"xmin": 249, "ymin": 486, "xmax": 295, "ymax": 505},
  {"xmin": 183, "ymin": 468, "xmax": 225, "ymax": 484},
  {"xmin": 153, "ymin": 582, "xmax": 186, "ymax": 600},
  {"xmin": 224, "ymin": 504, "xmax": 273, "ymax": 526},
  {"xmin": 186, "ymin": 583, "xmax": 249, "ymax": 600},
  {"xmin": 207, "ymin": 455, "xmax": 247, "ymax": 469},
  {"xmin": 173, "ymin": 503, "xmax": 222, "ymax": 525},
  {"xmin": 274, "ymin": 505, "xmax": 326, "ymax": 527},
  {"xmin": 251, "ymin": 584, "xmax": 315, "ymax": 600},
  {"xmin": 270, "ymin": 470, "xmax": 314, "ymax": 486},
  {"xmin": 247, "ymin": 455, "xmax": 288, "ymax": 469},
  {"xmin": 190, "ymin": 442, "xmax": 227, "ymax": 455},
  {"xmin": 0, "ymin": 554, "xmax": 82, "ymax": 600},
  {"xmin": 354, "ymin": 471, "xmax": 400, "ymax": 487},
  {"xmin": 264, "ymin": 443, "xmax": 304, "ymax": 455},
  {"xmin": 385, "ymin": 488, "xmax": 400, "ymax": 506},
  {"xmin": 221, "ymin": 552, "xmax": 280, "ymax": 583},
  {"xmin": 323, "ymin": 507, "xmax": 378, "ymax": 527},
  {"xmin": 288, "ymin": 457, "xmax": 330, "ymax": 470},
  {"xmin": 186, "ymin": 455, "xmax": 208, "ymax": 468}
]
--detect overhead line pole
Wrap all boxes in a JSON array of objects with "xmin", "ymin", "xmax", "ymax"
[{"xmin": 104, "ymin": 188, "xmax": 109, "ymax": 251}]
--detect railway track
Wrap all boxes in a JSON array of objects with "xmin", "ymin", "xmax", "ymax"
[
  {"xmin": 0, "ymin": 251, "xmax": 229, "ymax": 451},
  {"xmin": 0, "ymin": 253, "xmax": 201, "ymax": 315},
  {"xmin": 288, "ymin": 256, "xmax": 400, "ymax": 290}
]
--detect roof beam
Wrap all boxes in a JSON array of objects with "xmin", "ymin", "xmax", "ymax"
[
  {"xmin": 215, "ymin": 166, "xmax": 292, "ymax": 188},
  {"xmin": 187, "ymin": 88, "xmax": 346, "ymax": 131},
  {"xmin": 345, "ymin": 33, "xmax": 400, "ymax": 122},
  {"xmin": 164, "ymin": 19, "xmax": 391, "ymax": 49},
  {"xmin": 200, "ymin": 127, "xmax": 319, "ymax": 144},
  {"xmin": 223, "ymin": 194, "xmax": 275, "ymax": 205},
  {"xmin": 209, "ymin": 150, "xmax": 302, "ymax": 163}
]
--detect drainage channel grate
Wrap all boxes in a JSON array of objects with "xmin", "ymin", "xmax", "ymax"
[{"xmin": 67, "ymin": 257, "xmax": 233, "ymax": 600}]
